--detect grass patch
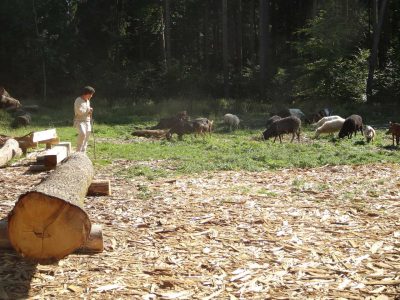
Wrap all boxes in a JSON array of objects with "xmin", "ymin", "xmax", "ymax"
[{"xmin": 1, "ymin": 101, "xmax": 399, "ymax": 179}]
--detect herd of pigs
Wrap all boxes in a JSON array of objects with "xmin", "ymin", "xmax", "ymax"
[{"xmin": 152, "ymin": 109, "xmax": 400, "ymax": 146}]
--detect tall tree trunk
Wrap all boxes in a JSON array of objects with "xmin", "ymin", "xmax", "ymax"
[
  {"xmin": 160, "ymin": 4, "xmax": 167, "ymax": 70},
  {"xmin": 249, "ymin": 0, "xmax": 256, "ymax": 65},
  {"xmin": 378, "ymin": 2, "xmax": 390, "ymax": 68},
  {"xmin": 32, "ymin": 0, "xmax": 47, "ymax": 103},
  {"xmin": 164, "ymin": 0, "xmax": 171, "ymax": 70},
  {"xmin": 222, "ymin": 0, "xmax": 229, "ymax": 98},
  {"xmin": 236, "ymin": 0, "xmax": 243, "ymax": 75},
  {"xmin": 203, "ymin": 1, "xmax": 210, "ymax": 71},
  {"xmin": 259, "ymin": 0, "xmax": 271, "ymax": 95},
  {"xmin": 312, "ymin": 0, "xmax": 318, "ymax": 18},
  {"xmin": 366, "ymin": 0, "xmax": 389, "ymax": 100}
]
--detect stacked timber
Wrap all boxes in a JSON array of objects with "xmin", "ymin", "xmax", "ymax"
[
  {"xmin": 0, "ymin": 86, "xmax": 34, "ymax": 127},
  {"xmin": 30, "ymin": 142, "xmax": 71, "ymax": 171},
  {"xmin": 0, "ymin": 87, "xmax": 21, "ymax": 110},
  {"xmin": 0, "ymin": 129, "xmax": 59, "ymax": 153},
  {"xmin": 7, "ymin": 152, "xmax": 99, "ymax": 263}
]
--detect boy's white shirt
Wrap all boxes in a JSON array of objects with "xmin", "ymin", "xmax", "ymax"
[{"xmin": 74, "ymin": 96, "xmax": 91, "ymax": 123}]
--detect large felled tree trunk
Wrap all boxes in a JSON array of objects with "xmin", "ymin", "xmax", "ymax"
[
  {"xmin": 8, "ymin": 152, "xmax": 94, "ymax": 263},
  {"xmin": 0, "ymin": 139, "xmax": 22, "ymax": 167}
]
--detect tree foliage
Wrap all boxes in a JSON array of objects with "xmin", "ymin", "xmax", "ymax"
[{"xmin": 0, "ymin": 0, "xmax": 398, "ymax": 106}]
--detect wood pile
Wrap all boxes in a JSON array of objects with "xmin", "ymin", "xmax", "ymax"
[
  {"xmin": 0, "ymin": 87, "xmax": 21, "ymax": 110},
  {"xmin": 0, "ymin": 86, "xmax": 39, "ymax": 127},
  {"xmin": 30, "ymin": 141, "xmax": 71, "ymax": 171},
  {"xmin": 0, "ymin": 128, "xmax": 59, "ymax": 154}
]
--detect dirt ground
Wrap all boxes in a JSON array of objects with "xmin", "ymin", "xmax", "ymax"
[{"xmin": 1, "ymin": 158, "xmax": 400, "ymax": 299}]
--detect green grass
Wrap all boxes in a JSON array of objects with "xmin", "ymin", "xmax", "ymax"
[{"xmin": 1, "ymin": 103, "xmax": 399, "ymax": 180}]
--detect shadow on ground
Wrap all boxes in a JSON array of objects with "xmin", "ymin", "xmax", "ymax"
[{"xmin": 0, "ymin": 219, "xmax": 37, "ymax": 299}]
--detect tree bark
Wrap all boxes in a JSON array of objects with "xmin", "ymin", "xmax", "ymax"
[
  {"xmin": 8, "ymin": 152, "xmax": 94, "ymax": 263},
  {"xmin": 164, "ymin": 0, "xmax": 171, "ymax": 70},
  {"xmin": 366, "ymin": 0, "xmax": 389, "ymax": 100},
  {"xmin": 236, "ymin": 0, "xmax": 243, "ymax": 74},
  {"xmin": 0, "ymin": 139, "xmax": 22, "ymax": 167},
  {"xmin": 32, "ymin": 0, "xmax": 47, "ymax": 103}
]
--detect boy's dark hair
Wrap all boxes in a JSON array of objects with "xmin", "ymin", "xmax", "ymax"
[{"xmin": 82, "ymin": 86, "xmax": 95, "ymax": 95}]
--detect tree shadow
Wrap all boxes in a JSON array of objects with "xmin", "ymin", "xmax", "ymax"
[
  {"xmin": 0, "ymin": 219, "xmax": 37, "ymax": 299},
  {"xmin": 354, "ymin": 140, "xmax": 366, "ymax": 146},
  {"xmin": 380, "ymin": 145, "xmax": 399, "ymax": 151}
]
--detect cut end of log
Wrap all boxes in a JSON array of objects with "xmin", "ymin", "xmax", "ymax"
[
  {"xmin": 8, "ymin": 191, "xmax": 91, "ymax": 263},
  {"xmin": 1, "ymin": 220, "xmax": 103, "ymax": 255}
]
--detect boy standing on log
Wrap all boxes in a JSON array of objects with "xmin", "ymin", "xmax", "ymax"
[{"xmin": 74, "ymin": 86, "xmax": 95, "ymax": 153}]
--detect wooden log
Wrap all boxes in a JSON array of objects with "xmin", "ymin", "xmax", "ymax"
[
  {"xmin": 0, "ymin": 220, "xmax": 103, "ymax": 254},
  {"xmin": 0, "ymin": 139, "xmax": 22, "ymax": 167},
  {"xmin": 32, "ymin": 129, "xmax": 57, "ymax": 143},
  {"xmin": 75, "ymin": 224, "xmax": 104, "ymax": 253},
  {"xmin": 8, "ymin": 152, "xmax": 94, "ymax": 263},
  {"xmin": 0, "ymin": 134, "xmax": 10, "ymax": 146},
  {"xmin": 132, "ymin": 129, "xmax": 168, "ymax": 138},
  {"xmin": 0, "ymin": 94, "xmax": 21, "ymax": 109},
  {"xmin": 36, "ymin": 142, "xmax": 71, "ymax": 169},
  {"xmin": 43, "ymin": 137, "xmax": 61, "ymax": 149},
  {"xmin": 14, "ymin": 133, "xmax": 37, "ymax": 152},
  {"xmin": 28, "ymin": 164, "xmax": 47, "ymax": 172},
  {"xmin": 1, "ymin": 132, "xmax": 44, "ymax": 151},
  {"xmin": 87, "ymin": 180, "xmax": 112, "ymax": 196},
  {"xmin": 12, "ymin": 110, "xmax": 31, "ymax": 128}
]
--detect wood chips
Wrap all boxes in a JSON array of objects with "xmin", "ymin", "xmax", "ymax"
[{"xmin": 1, "ymin": 158, "xmax": 400, "ymax": 299}]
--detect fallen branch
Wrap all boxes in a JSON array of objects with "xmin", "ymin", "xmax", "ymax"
[{"xmin": 132, "ymin": 129, "xmax": 168, "ymax": 139}]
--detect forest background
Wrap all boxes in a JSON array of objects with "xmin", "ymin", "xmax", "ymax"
[{"xmin": 0, "ymin": 0, "xmax": 399, "ymax": 117}]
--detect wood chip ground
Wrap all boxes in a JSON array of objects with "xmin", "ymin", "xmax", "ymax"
[{"xmin": 1, "ymin": 158, "xmax": 400, "ymax": 299}]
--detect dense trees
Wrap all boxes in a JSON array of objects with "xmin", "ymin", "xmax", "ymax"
[{"xmin": 0, "ymin": 0, "xmax": 399, "ymax": 107}]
